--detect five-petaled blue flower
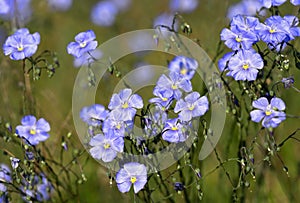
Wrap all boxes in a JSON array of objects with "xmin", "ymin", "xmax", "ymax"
[
  {"xmin": 16, "ymin": 115, "xmax": 51, "ymax": 146},
  {"xmin": 108, "ymin": 88, "xmax": 143, "ymax": 121},
  {"xmin": 80, "ymin": 104, "xmax": 109, "ymax": 126},
  {"xmin": 162, "ymin": 118, "xmax": 189, "ymax": 142},
  {"xmin": 67, "ymin": 30, "xmax": 98, "ymax": 58},
  {"xmin": 103, "ymin": 110, "xmax": 133, "ymax": 137},
  {"xmin": 168, "ymin": 55, "xmax": 198, "ymax": 80},
  {"xmin": 91, "ymin": 1, "xmax": 118, "ymax": 27},
  {"xmin": 89, "ymin": 130, "xmax": 124, "ymax": 162},
  {"xmin": 116, "ymin": 162, "xmax": 147, "ymax": 193},
  {"xmin": 174, "ymin": 92, "xmax": 209, "ymax": 121},
  {"xmin": 149, "ymin": 87, "xmax": 174, "ymax": 110},
  {"xmin": 227, "ymin": 49, "xmax": 264, "ymax": 81},
  {"xmin": 250, "ymin": 97, "xmax": 286, "ymax": 128},
  {"xmin": 156, "ymin": 72, "xmax": 192, "ymax": 100},
  {"xmin": 3, "ymin": 28, "xmax": 40, "ymax": 60}
]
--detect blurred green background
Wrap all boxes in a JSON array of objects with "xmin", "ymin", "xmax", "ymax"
[{"xmin": 1, "ymin": 0, "xmax": 300, "ymax": 202}]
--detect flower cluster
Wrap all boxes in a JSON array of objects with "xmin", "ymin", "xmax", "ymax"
[{"xmin": 79, "ymin": 55, "xmax": 209, "ymax": 193}]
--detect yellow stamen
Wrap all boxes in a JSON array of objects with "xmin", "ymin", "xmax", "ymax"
[
  {"xmin": 265, "ymin": 110, "xmax": 272, "ymax": 116},
  {"xmin": 189, "ymin": 105, "xmax": 195, "ymax": 111},
  {"xmin": 171, "ymin": 126, "xmax": 178, "ymax": 131},
  {"xmin": 130, "ymin": 176, "xmax": 137, "ymax": 183},
  {"xmin": 122, "ymin": 102, "xmax": 129, "ymax": 109},
  {"xmin": 30, "ymin": 129, "xmax": 36, "ymax": 135},
  {"xmin": 180, "ymin": 68, "xmax": 187, "ymax": 75},
  {"xmin": 162, "ymin": 97, "xmax": 168, "ymax": 102},
  {"xmin": 269, "ymin": 29, "xmax": 276, "ymax": 34},
  {"xmin": 171, "ymin": 84, "xmax": 178, "ymax": 90},
  {"xmin": 104, "ymin": 143, "xmax": 110, "ymax": 149},
  {"xmin": 242, "ymin": 64, "xmax": 249, "ymax": 70},
  {"xmin": 17, "ymin": 45, "xmax": 23, "ymax": 51},
  {"xmin": 80, "ymin": 42, "xmax": 86, "ymax": 48},
  {"xmin": 235, "ymin": 37, "xmax": 242, "ymax": 42},
  {"xmin": 116, "ymin": 123, "xmax": 121, "ymax": 130}
]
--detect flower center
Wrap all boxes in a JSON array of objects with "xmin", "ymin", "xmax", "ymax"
[
  {"xmin": 79, "ymin": 42, "xmax": 87, "ymax": 48},
  {"xmin": 30, "ymin": 129, "xmax": 36, "ymax": 135},
  {"xmin": 242, "ymin": 64, "xmax": 249, "ymax": 70},
  {"xmin": 122, "ymin": 102, "xmax": 129, "ymax": 109},
  {"xmin": 188, "ymin": 105, "xmax": 195, "ymax": 111},
  {"xmin": 265, "ymin": 110, "xmax": 272, "ymax": 116},
  {"xmin": 180, "ymin": 68, "xmax": 187, "ymax": 75},
  {"xmin": 171, "ymin": 126, "xmax": 178, "ymax": 131},
  {"xmin": 269, "ymin": 28, "xmax": 276, "ymax": 34},
  {"xmin": 116, "ymin": 123, "xmax": 121, "ymax": 130},
  {"xmin": 171, "ymin": 84, "xmax": 178, "ymax": 90},
  {"xmin": 104, "ymin": 143, "xmax": 110, "ymax": 149},
  {"xmin": 162, "ymin": 97, "xmax": 168, "ymax": 102},
  {"xmin": 17, "ymin": 45, "xmax": 24, "ymax": 51},
  {"xmin": 130, "ymin": 176, "xmax": 137, "ymax": 184},
  {"xmin": 235, "ymin": 36, "xmax": 242, "ymax": 42}
]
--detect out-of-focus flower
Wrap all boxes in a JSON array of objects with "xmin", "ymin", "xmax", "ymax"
[
  {"xmin": 89, "ymin": 130, "xmax": 124, "ymax": 162},
  {"xmin": 48, "ymin": 0, "xmax": 73, "ymax": 11},
  {"xmin": 80, "ymin": 104, "xmax": 109, "ymax": 127},
  {"xmin": 143, "ymin": 106, "xmax": 168, "ymax": 137},
  {"xmin": 281, "ymin": 76, "xmax": 294, "ymax": 88},
  {"xmin": 0, "ymin": 164, "xmax": 11, "ymax": 192},
  {"xmin": 16, "ymin": 115, "xmax": 50, "ymax": 146},
  {"xmin": 91, "ymin": 1, "xmax": 118, "ymax": 27},
  {"xmin": 259, "ymin": 0, "xmax": 286, "ymax": 8},
  {"xmin": 227, "ymin": 0, "xmax": 264, "ymax": 20},
  {"xmin": 291, "ymin": 0, "xmax": 300, "ymax": 5},
  {"xmin": 116, "ymin": 162, "xmax": 147, "ymax": 193},
  {"xmin": 227, "ymin": 49, "xmax": 264, "ymax": 81},
  {"xmin": 169, "ymin": 0, "xmax": 199, "ymax": 13},
  {"xmin": 174, "ymin": 92, "xmax": 209, "ymax": 121},
  {"xmin": 0, "ymin": 0, "xmax": 32, "ymax": 25},
  {"xmin": 250, "ymin": 97, "xmax": 286, "ymax": 128},
  {"xmin": 3, "ymin": 28, "xmax": 40, "ymax": 60},
  {"xmin": 108, "ymin": 88, "xmax": 143, "ymax": 121},
  {"xmin": 153, "ymin": 12, "xmax": 177, "ymax": 31},
  {"xmin": 67, "ymin": 30, "xmax": 98, "ymax": 58},
  {"xmin": 110, "ymin": 0, "xmax": 131, "ymax": 11}
]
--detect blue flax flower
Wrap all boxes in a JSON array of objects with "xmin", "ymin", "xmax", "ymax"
[
  {"xmin": 168, "ymin": 55, "xmax": 198, "ymax": 80},
  {"xmin": 73, "ymin": 49, "xmax": 102, "ymax": 68},
  {"xmin": 149, "ymin": 87, "xmax": 174, "ymax": 110},
  {"xmin": 230, "ymin": 15, "xmax": 259, "ymax": 33},
  {"xmin": 16, "ymin": 115, "xmax": 50, "ymax": 145},
  {"xmin": 67, "ymin": 30, "xmax": 98, "ymax": 58},
  {"xmin": 89, "ymin": 130, "xmax": 124, "ymax": 162},
  {"xmin": 108, "ymin": 88, "xmax": 143, "ymax": 121},
  {"xmin": 0, "ymin": 164, "xmax": 11, "ymax": 192},
  {"xmin": 250, "ymin": 97, "xmax": 286, "ymax": 128},
  {"xmin": 103, "ymin": 110, "xmax": 133, "ymax": 137},
  {"xmin": 156, "ymin": 72, "xmax": 192, "ymax": 100},
  {"xmin": 227, "ymin": 49, "xmax": 264, "ymax": 81},
  {"xmin": 169, "ymin": 0, "xmax": 199, "ymax": 13},
  {"xmin": 174, "ymin": 92, "xmax": 209, "ymax": 121},
  {"xmin": 116, "ymin": 162, "xmax": 147, "ymax": 193},
  {"xmin": 0, "ymin": 0, "xmax": 32, "ymax": 25},
  {"xmin": 80, "ymin": 104, "xmax": 109, "ymax": 126},
  {"xmin": 259, "ymin": 0, "xmax": 286, "ymax": 8},
  {"xmin": 218, "ymin": 51, "xmax": 234, "ymax": 72},
  {"xmin": 3, "ymin": 28, "xmax": 40, "ymax": 60},
  {"xmin": 162, "ymin": 118, "xmax": 189, "ymax": 142},
  {"xmin": 91, "ymin": 1, "xmax": 118, "ymax": 27},
  {"xmin": 283, "ymin": 15, "xmax": 300, "ymax": 40}
]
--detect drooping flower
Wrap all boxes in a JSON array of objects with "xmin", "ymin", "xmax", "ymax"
[
  {"xmin": 80, "ymin": 104, "xmax": 109, "ymax": 126},
  {"xmin": 116, "ymin": 162, "xmax": 147, "ymax": 193},
  {"xmin": 169, "ymin": 0, "xmax": 199, "ymax": 13},
  {"xmin": 174, "ymin": 92, "xmax": 209, "ymax": 122},
  {"xmin": 16, "ymin": 115, "xmax": 50, "ymax": 145},
  {"xmin": 10, "ymin": 157, "xmax": 20, "ymax": 169},
  {"xmin": 218, "ymin": 51, "xmax": 235, "ymax": 72},
  {"xmin": 153, "ymin": 12, "xmax": 178, "ymax": 32},
  {"xmin": 90, "ymin": 1, "xmax": 118, "ymax": 27},
  {"xmin": 162, "ymin": 118, "xmax": 189, "ymax": 142},
  {"xmin": 143, "ymin": 106, "xmax": 168, "ymax": 137},
  {"xmin": 0, "ymin": 164, "xmax": 11, "ymax": 192},
  {"xmin": 156, "ymin": 72, "xmax": 192, "ymax": 100},
  {"xmin": 89, "ymin": 130, "xmax": 124, "ymax": 162},
  {"xmin": 168, "ymin": 56, "xmax": 198, "ymax": 80},
  {"xmin": 108, "ymin": 88, "xmax": 143, "ymax": 121},
  {"xmin": 48, "ymin": 0, "xmax": 73, "ymax": 11},
  {"xmin": 250, "ymin": 97, "xmax": 286, "ymax": 128},
  {"xmin": 227, "ymin": 49, "xmax": 264, "ymax": 81},
  {"xmin": 3, "ymin": 28, "xmax": 40, "ymax": 60},
  {"xmin": 67, "ymin": 30, "xmax": 98, "ymax": 58}
]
